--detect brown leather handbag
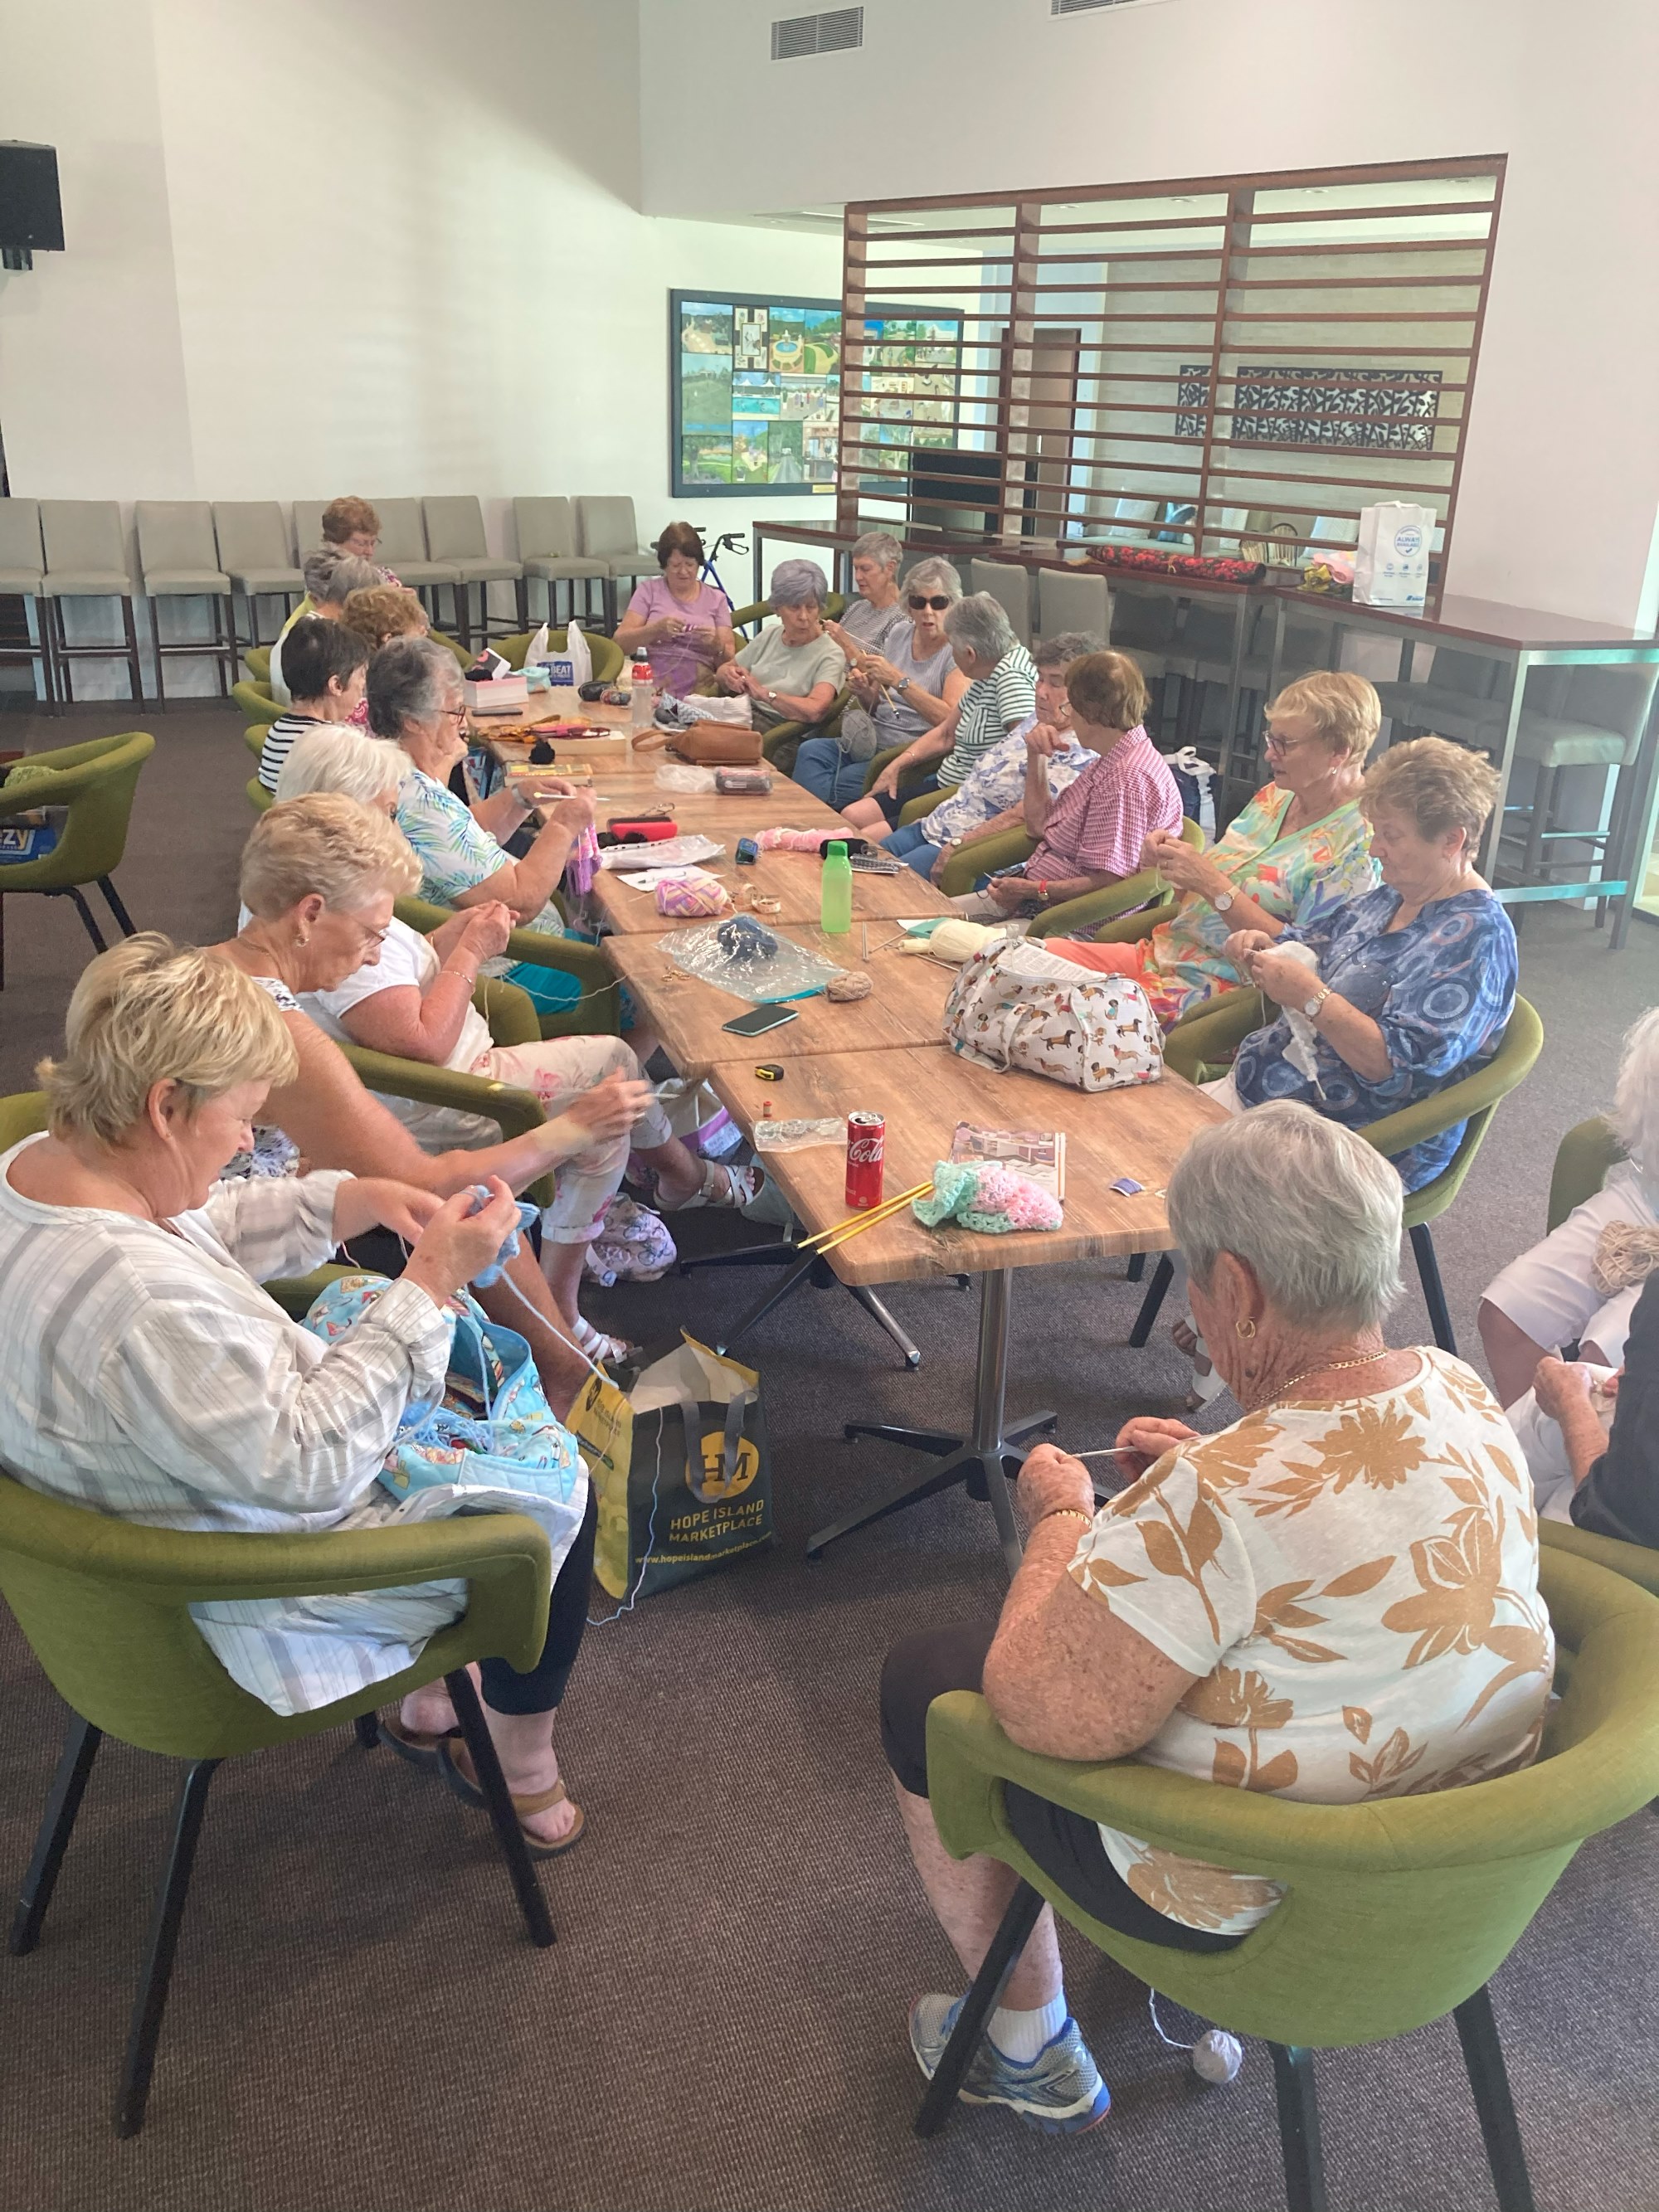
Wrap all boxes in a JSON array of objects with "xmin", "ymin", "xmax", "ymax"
[{"xmin": 633, "ymin": 723, "xmax": 763, "ymax": 766}]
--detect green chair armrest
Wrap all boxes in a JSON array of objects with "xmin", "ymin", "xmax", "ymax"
[
  {"xmin": 263, "ymin": 1263, "xmax": 361, "ymax": 1320},
  {"xmin": 862, "ymin": 743, "xmax": 941, "ymax": 801},
  {"xmin": 477, "ymin": 975, "xmax": 542, "ymax": 1049},
  {"xmin": 1548, "ymin": 1116, "xmax": 1624, "ymax": 1233},
  {"xmin": 1360, "ymin": 997, "xmax": 1545, "ymax": 1170},
  {"xmin": 1028, "ymin": 873, "xmax": 1168, "ymax": 943},
  {"xmin": 246, "ymin": 777, "xmax": 273, "ymax": 815},
  {"xmin": 243, "ymin": 726, "xmax": 266, "ymax": 759},
  {"xmin": 244, "ymin": 645, "xmax": 272, "ymax": 683},
  {"xmin": 1161, "ymin": 988, "xmax": 1266, "ymax": 1083},
  {"xmin": 231, "ymin": 680, "xmax": 281, "ymax": 726},
  {"xmin": 1540, "ymin": 1516, "xmax": 1659, "ymax": 1601},
  {"xmin": 2, "ymin": 733, "xmax": 140, "ymax": 780},
  {"xmin": 936, "ymin": 829, "xmax": 1034, "ymax": 898},
  {"xmin": 392, "ymin": 897, "xmax": 620, "ymax": 1038},
  {"xmin": 762, "ymin": 693, "xmax": 849, "ymax": 777},
  {"xmin": 337, "ymin": 1043, "xmax": 554, "ymax": 1208}
]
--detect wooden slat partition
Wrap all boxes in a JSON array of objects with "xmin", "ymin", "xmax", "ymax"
[{"xmin": 835, "ymin": 157, "xmax": 1504, "ymax": 600}]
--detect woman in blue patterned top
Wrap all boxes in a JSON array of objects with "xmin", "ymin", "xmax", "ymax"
[{"xmin": 1219, "ymin": 737, "xmax": 1515, "ymax": 1194}]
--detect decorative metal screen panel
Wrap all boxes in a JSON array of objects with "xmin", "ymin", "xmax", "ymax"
[{"xmin": 836, "ymin": 157, "xmax": 1504, "ymax": 595}]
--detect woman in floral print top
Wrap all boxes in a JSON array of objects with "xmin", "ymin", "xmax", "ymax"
[{"xmin": 1047, "ymin": 670, "xmax": 1382, "ymax": 1028}]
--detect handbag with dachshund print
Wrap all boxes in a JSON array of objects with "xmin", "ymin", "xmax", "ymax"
[{"xmin": 942, "ymin": 936, "xmax": 1163, "ymax": 1092}]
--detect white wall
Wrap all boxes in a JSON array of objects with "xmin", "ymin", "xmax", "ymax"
[
  {"xmin": 640, "ymin": 0, "xmax": 1659, "ymax": 631},
  {"xmin": 0, "ymin": 0, "xmax": 843, "ymax": 566}
]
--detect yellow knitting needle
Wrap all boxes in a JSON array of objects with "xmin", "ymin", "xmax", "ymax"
[{"xmin": 800, "ymin": 1180, "xmax": 934, "ymax": 1253}]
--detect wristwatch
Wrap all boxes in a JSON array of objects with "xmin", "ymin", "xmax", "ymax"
[
  {"xmin": 1304, "ymin": 984, "xmax": 1332, "ymax": 1021},
  {"xmin": 1213, "ymin": 888, "xmax": 1236, "ymax": 914},
  {"xmin": 896, "ymin": 675, "xmax": 911, "ymax": 695},
  {"xmin": 766, "ymin": 688, "xmax": 777, "ymax": 703}
]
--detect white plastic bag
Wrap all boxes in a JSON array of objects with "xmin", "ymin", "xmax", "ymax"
[
  {"xmin": 565, "ymin": 625, "xmax": 594, "ymax": 688},
  {"xmin": 525, "ymin": 620, "xmax": 551, "ymax": 667},
  {"xmin": 1354, "ymin": 503, "xmax": 1433, "ymax": 610}
]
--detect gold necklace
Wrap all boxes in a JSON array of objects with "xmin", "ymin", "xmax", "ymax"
[{"xmin": 1254, "ymin": 1347, "xmax": 1394, "ymax": 1410}]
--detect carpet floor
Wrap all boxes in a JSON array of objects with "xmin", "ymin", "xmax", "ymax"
[{"xmin": 1, "ymin": 702, "xmax": 1656, "ymax": 2212}]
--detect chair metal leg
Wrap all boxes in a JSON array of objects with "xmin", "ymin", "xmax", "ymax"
[
  {"xmin": 10, "ymin": 1712, "xmax": 102, "ymax": 1957},
  {"xmin": 1454, "ymin": 1986, "xmax": 1537, "ymax": 2212},
  {"xmin": 114, "ymin": 1757, "xmax": 219, "ymax": 2137},
  {"xmin": 145, "ymin": 594, "xmax": 167, "ymax": 707},
  {"xmin": 1129, "ymin": 1252, "xmax": 1175, "ymax": 1347},
  {"xmin": 1126, "ymin": 1251, "xmax": 1146, "ymax": 1282},
  {"xmin": 1269, "ymin": 2042, "xmax": 1329, "ymax": 2212},
  {"xmin": 445, "ymin": 1667, "xmax": 554, "ymax": 1949},
  {"xmin": 353, "ymin": 1712, "xmax": 382, "ymax": 1750},
  {"xmin": 62, "ymin": 885, "xmax": 110, "ymax": 958},
  {"xmin": 914, "ymin": 1879, "xmax": 1046, "ymax": 2138},
  {"xmin": 1410, "ymin": 1221, "xmax": 1457, "ymax": 1354},
  {"xmin": 97, "ymin": 875, "xmax": 138, "ymax": 937}
]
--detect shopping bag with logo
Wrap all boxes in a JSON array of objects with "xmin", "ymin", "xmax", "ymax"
[
  {"xmin": 1353, "ymin": 502, "xmax": 1433, "ymax": 610},
  {"xmin": 302, "ymin": 1273, "xmax": 588, "ymax": 1569},
  {"xmin": 942, "ymin": 936, "xmax": 1163, "ymax": 1092},
  {"xmin": 567, "ymin": 1334, "xmax": 771, "ymax": 1601}
]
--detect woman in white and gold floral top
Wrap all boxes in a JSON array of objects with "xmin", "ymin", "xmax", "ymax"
[{"xmin": 882, "ymin": 1101, "xmax": 1552, "ymax": 2137}]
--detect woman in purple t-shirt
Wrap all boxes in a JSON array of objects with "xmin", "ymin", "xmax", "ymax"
[{"xmin": 615, "ymin": 522, "xmax": 737, "ymax": 698}]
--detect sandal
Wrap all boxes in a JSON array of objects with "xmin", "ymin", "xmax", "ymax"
[
  {"xmin": 438, "ymin": 1737, "xmax": 586, "ymax": 1860},
  {"xmin": 377, "ymin": 1713, "xmax": 460, "ymax": 1771},
  {"xmin": 572, "ymin": 1313, "xmax": 638, "ymax": 1366},
  {"xmin": 674, "ymin": 1158, "xmax": 765, "ymax": 1212}
]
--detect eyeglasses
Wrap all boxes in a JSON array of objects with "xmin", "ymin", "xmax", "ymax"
[
  {"xmin": 440, "ymin": 705, "xmax": 468, "ymax": 723},
  {"xmin": 908, "ymin": 595, "xmax": 951, "ymax": 611},
  {"xmin": 1262, "ymin": 726, "xmax": 1317, "ymax": 757}
]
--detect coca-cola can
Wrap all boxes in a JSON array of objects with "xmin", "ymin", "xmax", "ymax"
[{"xmin": 845, "ymin": 1111, "xmax": 886, "ymax": 1211}]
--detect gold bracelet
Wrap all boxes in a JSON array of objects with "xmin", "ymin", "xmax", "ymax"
[{"xmin": 1038, "ymin": 1506, "xmax": 1095, "ymax": 1531}]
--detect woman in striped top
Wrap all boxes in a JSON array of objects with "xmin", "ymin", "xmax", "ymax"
[
  {"xmin": 0, "ymin": 939, "xmax": 596, "ymax": 1849},
  {"xmin": 840, "ymin": 592, "xmax": 1039, "ymax": 834},
  {"xmin": 257, "ymin": 618, "xmax": 371, "ymax": 793}
]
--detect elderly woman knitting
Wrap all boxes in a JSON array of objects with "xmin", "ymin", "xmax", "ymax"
[
  {"xmin": 711, "ymin": 559, "xmax": 844, "ymax": 732},
  {"xmin": 792, "ymin": 556, "xmax": 969, "ymax": 812},
  {"xmin": 840, "ymin": 591, "xmax": 1039, "ymax": 834},
  {"xmin": 0, "ymin": 937, "xmax": 596, "ymax": 1850},
  {"xmin": 880, "ymin": 1103, "xmax": 1552, "ymax": 2134},
  {"xmin": 1480, "ymin": 1005, "xmax": 1659, "ymax": 1405}
]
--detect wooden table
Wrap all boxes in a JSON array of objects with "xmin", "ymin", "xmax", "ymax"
[
  {"xmin": 601, "ymin": 926, "xmax": 956, "ymax": 1080},
  {"xmin": 591, "ymin": 846, "xmax": 955, "ymax": 936},
  {"xmin": 708, "ymin": 1047, "xmax": 1227, "ymax": 1570}
]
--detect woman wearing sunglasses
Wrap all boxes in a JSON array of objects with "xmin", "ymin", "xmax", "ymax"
[{"xmin": 791, "ymin": 557, "xmax": 970, "ymax": 810}]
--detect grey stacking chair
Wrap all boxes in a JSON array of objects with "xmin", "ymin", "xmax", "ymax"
[
  {"xmin": 212, "ymin": 503, "xmax": 304, "ymax": 652},
  {"xmin": 422, "ymin": 497, "xmax": 523, "ymax": 649},
  {"xmin": 134, "ymin": 503, "xmax": 237, "ymax": 702},
  {"xmin": 969, "ymin": 557, "xmax": 1033, "ymax": 647},
  {"xmin": 290, "ymin": 501, "xmax": 327, "ymax": 558},
  {"xmin": 1036, "ymin": 563, "xmax": 1110, "ymax": 645},
  {"xmin": 39, "ymin": 502, "xmax": 144, "ymax": 703},
  {"xmin": 514, "ymin": 496, "xmax": 606, "ymax": 630},
  {"xmin": 1375, "ymin": 647, "xmax": 1507, "ymax": 746},
  {"xmin": 0, "ymin": 499, "xmax": 54, "ymax": 707},
  {"xmin": 370, "ymin": 498, "xmax": 459, "ymax": 624},
  {"xmin": 575, "ymin": 497, "xmax": 658, "ymax": 629}
]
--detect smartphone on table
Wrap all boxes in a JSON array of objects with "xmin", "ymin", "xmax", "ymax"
[{"xmin": 720, "ymin": 1004, "xmax": 800, "ymax": 1037}]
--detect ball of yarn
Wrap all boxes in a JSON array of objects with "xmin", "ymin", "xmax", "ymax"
[
  {"xmin": 1191, "ymin": 2030, "xmax": 1243, "ymax": 2085},
  {"xmin": 717, "ymin": 914, "xmax": 778, "ymax": 961},
  {"xmin": 655, "ymin": 875, "xmax": 728, "ymax": 917},
  {"xmin": 825, "ymin": 970, "xmax": 872, "ymax": 1003},
  {"xmin": 925, "ymin": 918, "xmax": 999, "ymax": 965}
]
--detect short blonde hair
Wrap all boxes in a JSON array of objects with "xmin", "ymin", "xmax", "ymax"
[
  {"xmin": 37, "ymin": 935, "xmax": 298, "ymax": 1146},
  {"xmin": 1362, "ymin": 734, "xmax": 1501, "ymax": 848},
  {"xmin": 1268, "ymin": 670, "xmax": 1380, "ymax": 765},
  {"xmin": 275, "ymin": 727, "xmax": 409, "ymax": 809},
  {"xmin": 239, "ymin": 792, "xmax": 419, "ymax": 921},
  {"xmin": 1065, "ymin": 649, "xmax": 1149, "ymax": 734},
  {"xmin": 342, "ymin": 584, "xmax": 426, "ymax": 650}
]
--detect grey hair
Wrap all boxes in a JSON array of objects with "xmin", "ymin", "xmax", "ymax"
[
  {"xmin": 275, "ymin": 725, "xmax": 411, "ymax": 808},
  {"xmin": 299, "ymin": 548, "xmax": 380, "ymax": 605},
  {"xmin": 902, "ymin": 556, "xmax": 962, "ymax": 601},
  {"xmin": 1612, "ymin": 1006, "xmax": 1659, "ymax": 1198},
  {"xmin": 1034, "ymin": 630, "xmax": 1106, "ymax": 672},
  {"xmin": 769, "ymin": 558, "xmax": 829, "ymax": 610},
  {"xmin": 851, "ymin": 530, "xmax": 902, "ymax": 571},
  {"xmin": 943, "ymin": 591, "xmax": 1017, "ymax": 666},
  {"xmin": 1168, "ymin": 1101, "xmax": 1404, "ymax": 1333},
  {"xmin": 367, "ymin": 634, "xmax": 460, "ymax": 738}
]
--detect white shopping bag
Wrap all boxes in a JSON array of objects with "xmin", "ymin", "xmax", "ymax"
[{"xmin": 1354, "ymin": 503, "xmax": 1433, "ymax": 610}]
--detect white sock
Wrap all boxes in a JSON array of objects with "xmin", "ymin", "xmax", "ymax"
[{"xmin": 987, "ymin": 1993, "xmax": 1068, "ymax": 2064}]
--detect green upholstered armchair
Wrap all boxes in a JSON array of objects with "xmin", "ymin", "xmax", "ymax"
[
  {"xmin": 0, "ymin": 732, "xmax": 153, "ymax": 989},
  {"xmin": 915, "ymin": 1545, "xmax": 1659, "ymax": 2212},
  {"xmin": 243, "ymin": 644, "xmax": 272, "ymax": 682},
  {"xmin": 231, "ymin": 678, "xmax": 280, "ymax": 726},
  {"xmin": 1021, "ymin": 818, "xmax": 1205, "ymax": 942},
  {"xmin": 393, "ymin": 893, "xmax": 620, "ymax": 1043},
  {"xmin": 493, "ymin": 625, "xmax": 623, "ymax": 682}
]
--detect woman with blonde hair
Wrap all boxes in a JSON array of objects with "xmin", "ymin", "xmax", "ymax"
[
  {"xmin": 207, "ymin": 795, "xmax": 649, "ymax": 1411},
  {"xmin": 341, "ymin": 582, "xmax": 429, "ymax": 653},
  {"xmin": 1046, "ymin": 669, "xmax": 1382, "ymax": 1027}
]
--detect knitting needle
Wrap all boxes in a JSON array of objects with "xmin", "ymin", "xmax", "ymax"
[{"xmin": 801, "ymin": 1181, "xmax": 934, "ymax": 1253}]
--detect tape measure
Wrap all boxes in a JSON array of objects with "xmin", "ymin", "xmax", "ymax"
[{"xmin": 754, "ymin": 1062, "xmax": 785, "ymax": 1082}]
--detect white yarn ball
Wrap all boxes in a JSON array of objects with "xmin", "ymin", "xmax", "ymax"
[{"xmin": 1191, "ymin": 2030, "xmax": 1243, "ymax": 2084}]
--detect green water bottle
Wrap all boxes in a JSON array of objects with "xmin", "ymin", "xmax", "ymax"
[{"xmin": 820, "ymin": 839, "xmax": 853, "ymax": 935}]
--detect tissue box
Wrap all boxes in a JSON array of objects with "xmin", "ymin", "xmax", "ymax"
[{"xmin": 465, "ymin": 673, "xmax": 530, "ymax": 716}]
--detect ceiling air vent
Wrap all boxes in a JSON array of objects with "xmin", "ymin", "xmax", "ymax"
[
  {"xmin": 771, "ymin": 8, "xmax": 864, "ymax": 60},
  {"xmin": 1053, "ymin": 0, "xmax": 1141, "ymax": 12}
]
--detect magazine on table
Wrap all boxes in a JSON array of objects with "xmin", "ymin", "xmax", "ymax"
[{"xmin": 949, "ymin": 1121, "xmax": 1066, "ymax": 1199}]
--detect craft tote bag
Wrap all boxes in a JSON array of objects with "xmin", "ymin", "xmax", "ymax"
[
  {"xmin": 570, "ymin": 1334, "xmax": 772, "ymax": 1601},
  {"xmin": 942, "ymin": 937, "xmax": 1163, "ymax": 1093}
]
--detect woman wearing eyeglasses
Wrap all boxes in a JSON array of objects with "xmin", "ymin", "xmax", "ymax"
[
  {"xmin": 1045, "ymin": 672, "xmax": 1381, "ymax": 1028},
  {"xmin": 791, "ymin": 557, "xmax": 970, "ymax": 810}
]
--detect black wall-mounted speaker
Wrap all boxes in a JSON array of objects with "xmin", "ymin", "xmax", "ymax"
[{"xmin": 0, "ymin": 143, "xmax": 64, "ymax": 252}]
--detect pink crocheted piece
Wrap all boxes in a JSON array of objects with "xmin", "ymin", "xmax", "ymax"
[
  {"xmin": 753, "ymin": 827, "xmax": 832, "ymax": 853},
  {"xmin": 971, "ymin": 1163, "xmax": 1064, "ymax": 1229}
]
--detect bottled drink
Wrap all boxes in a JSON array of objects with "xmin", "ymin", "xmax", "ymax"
[
  {"xmin": 820, "ymin": 838, "xmax": 853, "ymax": 935},
  {"xmin": 845, "ymin": 1112, "xmax": 885, "ymax": 1210},
  {"xmin": 629, "ymin": 648, "xmax": 655, "ymax": 732}
]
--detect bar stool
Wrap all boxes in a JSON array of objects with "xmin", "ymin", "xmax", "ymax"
[
  {"xmin": 514, "ymin": 497, "xmax": 607, "ymax": 630},
  {"xmin": 1496, "ymin": 664, "xmax": 1659, "ymax": 922},
  {"xmin": 1035, "ymin": 563, "xmax": 1109, "ymax": 644},
  {"xmin": 368, "ymin": 499, "xmax": 460, "ymax": 623},
  {"xmin": 134, "ymin": 503, "xmax": 239, "ymax": 702},
  {"xmin": 422, "ymin": 497, "xmax": 523, "ymax": 649},
  {"xmin": 574, "ymin": 498, "xmax": 658, "ymax": 631},
  {"xmin": 38, "ymin": 502, "xmax": 145, "ymax": 704},
  {"xmin": 968, "ymin": 557, "xmax": 1031, "ymax": 645},
  {"xmin": 212, "ymin": 503, "xmax": 304, "ymax": 652},
  {"xmin": 0, "ymin": 498, "xmax": 54, "ymax": 708}
]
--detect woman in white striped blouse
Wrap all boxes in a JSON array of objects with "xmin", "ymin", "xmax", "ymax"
[{"xmin": 0, "ymin": 940, "xmax": 596, "ymax": 1853}]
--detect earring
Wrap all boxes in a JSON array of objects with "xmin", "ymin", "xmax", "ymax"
[
  {"xmin": 295, "ymin": 930, "xmax": 310, "ymax": 948},
  {"xmin": 1235, "ymin": 1317, "xmax": 1257, "ymax": 1339}
]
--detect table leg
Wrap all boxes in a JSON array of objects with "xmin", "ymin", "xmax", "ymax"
[
  {"xmin": 805, "ymin": 1270, "xmax": 1056, "ymax": 1577},
  {"xmin": 1479, "ymin": 650, "xmax": 1526, "ymax": 880},
  {"xmin": 711, "ymin": 1247, "xmax": 938, "ymax": 1368}
]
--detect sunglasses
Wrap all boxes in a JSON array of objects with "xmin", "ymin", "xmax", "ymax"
[{"xmin": 908, "ymin": 594, "xmax": 951, "ymax": 611}]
